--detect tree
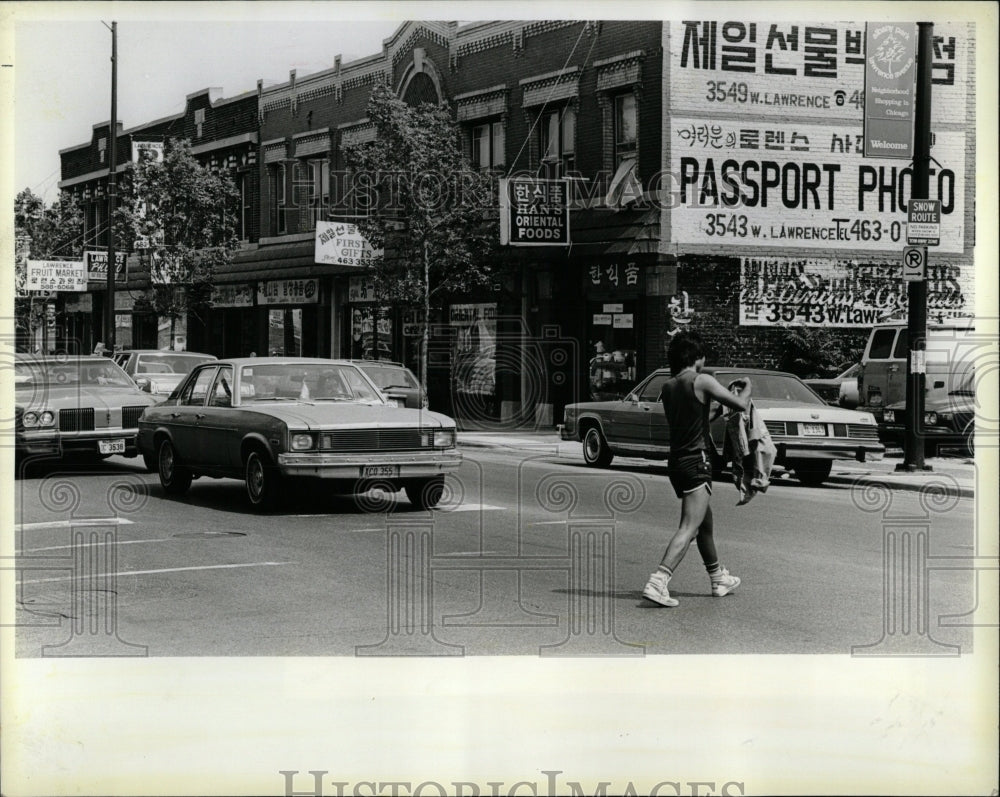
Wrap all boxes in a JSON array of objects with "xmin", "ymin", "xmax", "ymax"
[
  {"xmin": 114, "ymin": 139, "xmax": 240, "ymax": 348},
  {"xmin": 13, "ymin": 188, "xmax": 85, "ymax": 350},
  {"xmin": 343, "ymin": 83, "xmax": 501, "ymax": 389}
]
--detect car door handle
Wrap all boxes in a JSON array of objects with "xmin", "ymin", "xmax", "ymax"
[
  {"xmin": 195, "ymin": 414, "xmax": 206, "ymax": 420},
  {"xmin": 642, "ymin": 405, "xmax": 652, "ymax": 411},
  {"xmin": 888, "ymin": 365, "xmax": 899, "ymax": 372},
  {"xmin": 170, "ymin": 412, "xmax": 181, "ymax": 418}
]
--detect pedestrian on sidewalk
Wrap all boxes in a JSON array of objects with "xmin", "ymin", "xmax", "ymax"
[{"xmin": 643, "ymin": 332, "xmax": 752, "ymax": 607}]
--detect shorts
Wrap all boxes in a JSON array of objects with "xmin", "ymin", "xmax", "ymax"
[{"xmin": 668, "ymin": 450, "xmax": 713, "ymax": 499}]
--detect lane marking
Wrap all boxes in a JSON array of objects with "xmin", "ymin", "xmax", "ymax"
[
  {"xmin": 17, "ymin": 537, "xmax": 177, "ymax": 554},
  {"xmin": 17, "ymin": 561, "xmax": 295, "ymax": 585},
  {"xmin": 17, "ymin": 518, "xmax": 135, "ymax": 531},
  {"xmin": 441, "ymin": 503, "xmax": 504, "ymax": 512}
]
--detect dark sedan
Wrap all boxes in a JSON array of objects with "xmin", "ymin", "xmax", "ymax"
[
  {"xmin": 137, "ymin": 357, "xmax": 460, "ymax": 511},
  {"xmin": 879, "ymin": 372, "xmax": 975, "ymax": 456},
  {"xmin": 559, "ymin": 366, "xmax": 884, "ymax": 486}
]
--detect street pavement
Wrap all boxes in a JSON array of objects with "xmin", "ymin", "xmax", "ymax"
[{"xmin": 457, "ymin": 429, "xmax": 977, "ymax": 497}]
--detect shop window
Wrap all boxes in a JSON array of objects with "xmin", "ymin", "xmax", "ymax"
[
  {"xmin": 450, "ymin": 303, "xmax": 497, "ymax": 419},
  {"xmin": 237, "ymin": 173, "xmax": 251, "ymax": 241},
  {"xmin": 471, "ymin": 120, "xmax": 505, "ymax": 170},
  {"xmin": 613, "ymin": 93, "xmax": 637, "ymax": 167},
  {"xmin": 350, "ymin": 306, "xmax": 392, "ymax": 360},
  {"xmin": 587, "ymin": 300, "xmax": 637, "ymax": 401},
  {"xmin": 268, "ymin": 308, "xmax": 302, "ymax": 356},
  {"xmin": 539, "ymin": 106, "xmax": 575, "ymax": 178}
]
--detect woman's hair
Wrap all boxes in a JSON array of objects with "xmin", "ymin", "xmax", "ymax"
[{"xmin": 667, "ymin": 332, "xmax": 705, "ymax": 375}]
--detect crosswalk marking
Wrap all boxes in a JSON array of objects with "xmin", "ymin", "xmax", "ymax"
[
  {"xmin": 17, "ymin": 517, "xmax": 135, "ymax": 532},
  {"xmin": 17, "ymin": 561, "xmax": 296, "ymax": 585}
]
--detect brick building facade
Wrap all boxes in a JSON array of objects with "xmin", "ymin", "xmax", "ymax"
[{"xmin": 50, "ymin": 18, "xmax": 977, "ymax": 428}]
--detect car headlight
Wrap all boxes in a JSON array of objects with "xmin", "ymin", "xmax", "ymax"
[
  {"xmin": 38, "ymin": 410, "xmax": 55, "ymax": 427},
  {"xmin": 290, "ymin": 433, "xmax": 315, "ymax": 451},
  {"xmin": 883, "ymin": 410, "xmax": 895, "ymax": 423},
  {"xmin": 22, "ymin": 411, "xmax": 39, "ymax": 428},
  {"xmin": 924, "ymin": 412, "xmax": 938, "ymax": 426},
  {"xmin": 433, "ymin": 429, "xmax": 456, "ymax": 448}
]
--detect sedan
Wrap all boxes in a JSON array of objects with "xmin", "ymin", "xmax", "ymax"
[
  {"xmin": 115, "ymin": 349, "xmax": 217, "ymax": 397},
  {"xmin": 137, "ymin": 357, "xmax": 461, "ymax": 511},
  {"xmin": 352, "ymin": 360, "xmax": 427, "ymax": 409},
  {"xmin": 879, "ymin": 372, "xmax": 975, "ymax": 457},
  {"xmin": 559, "ymin": 367, "xmax": 884, "ymax": 486},
  {"xmin": 14, "ymin": 354, "xmax": 160, "ymax": 463},
  {"xmin": 804, "ymin": 363, "xmax": 861, "ymax": 408}
]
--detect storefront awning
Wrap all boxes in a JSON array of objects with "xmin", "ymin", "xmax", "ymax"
[
  {"xmin": 216, "ymin": 238, "xmax": 368, "ymax": 284},
  {"xmin": 565, "ymin": 206, "xmax": 660, "ymax": 257}
]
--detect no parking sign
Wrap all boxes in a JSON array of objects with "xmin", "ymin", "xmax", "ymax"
[{"xmin": 902, "ymin": 246, "xmax": 926, "ymax": 282}]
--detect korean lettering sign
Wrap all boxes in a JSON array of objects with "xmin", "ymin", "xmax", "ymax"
[
  {"xmin": 85, "ymin": 251, "xmax": 128, "ymax": 282},
  {"xmin": 256, "ymin": 279, "xmax": 318, "ymax": 305},
  {"xmin": 27, "ymin": 260, "xmax": 87, "ymax": 292},
  {"xmin": 671, "ymin": 119, "xmax": 965, "ymax": 253},
  {"xmin": 499, "ymin": 178, "xmax": 569, "ymax": 246},
  {"xmin": 348, "ymin": 276, "xmax": 377, "ymax": 303},
  {"xmin": 212, "ymin": 284, "xmax": 255, "ymax": 308},
  {"xmin": 669, "ymin": 21, "xmax": 968, "ymax": 123},
  {"xmin": 586, "ymin": 261, "xmax": 642, "ymax": 291},
  {"xmin": 315, "ymin": 221, "xmax": 382, "ymax": 267},
  {"xmin": 738, "ymin": 256, "xmax": 972, "ymax": 327}
]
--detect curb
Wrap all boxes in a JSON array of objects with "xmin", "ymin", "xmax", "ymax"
[{"xmin": 457, "ymin": 440, "xmax": 975, "ymax": 498}]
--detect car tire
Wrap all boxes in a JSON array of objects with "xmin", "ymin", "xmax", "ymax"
[
  {"xmin": 245, "ymin": 449, "xmax": 281, "ymax": 511},
  {"xmin": 158, "ymin": 439, "xmax": 192, "ymax": 496},
  {"xmin": 962, "ymin": 419, "xmax": 974, "ymax": 457},
  {"xmin": 788, "ymin": 459, "xmax": 832, "ymax": 487},
  {"xmin": 405, "ymin": 476, "xmax": 445, "ymax": 510},
  {"xmin": 582, "ymin": 425, "xmax": 613, "ymax": 467}
]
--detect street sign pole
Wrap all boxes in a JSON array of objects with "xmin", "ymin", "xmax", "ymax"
[
  {"xmin": 898, "ymin": 21, "xmax": 934, "ymax": 473},
  {"xmin": 104, "ymin": 20, "xmax": 118, "ymax": 352}
]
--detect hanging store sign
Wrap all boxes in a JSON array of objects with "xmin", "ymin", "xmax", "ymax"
[
  {"xmin": 738, "ymin": 256, "xmax": 972, "ymax": 327},
  {"xmin": 26, "ymin": 259, "xmax": 87, "ymax": 292},
  {"xmin": 499, "ymin": 177, "xmax": 569, "ymax": 246},
  {"xmin": 257, "ymin": 278, "xmax": 319, "ymax": 305},
  {"xmin": 212, "ymin": 284, "xmax": 255, "ymax": 308},
  {"xmin": 348, "ymin": 276, "xmax": 377, "ymax": 303},
  {"xmin": 668, "ymin": 21, "xmax": 968, "ymax": 124},
  {"xmin": 863, "ymin": 23, "xmax": 918, "ymax": 159},
  {"xmin": 315, "ymin": 221, "xmax": 381, "ymax": 267},
  {"xmin": 670, "ymin": 119, "xmax": 965, "ymax": 253},
  {"xmin": 85, "ymin": 251, "xmax": 127, "ymax": 282},
  {"xmin": 132, "ymin": 140, "xmax": 165, "ymax": 163}
]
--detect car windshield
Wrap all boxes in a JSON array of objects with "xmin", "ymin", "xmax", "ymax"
[
  {"xmin": 136, "ymin": 353, "xmax": 214, "ymax": 375},
  {"xmin": 360, "ymin": 365, "xmax": 420, "ymax": 390},
  {"xmin": 15, "ymin": 359, "xmax": 135, "ymax": 388},
  {"xmin": 239, "ymin": 363, "xmax": 383, "ymax": 403},
  {"xmin": 714, "ymin": 372, "xmax": 825, "ymax": 405}
]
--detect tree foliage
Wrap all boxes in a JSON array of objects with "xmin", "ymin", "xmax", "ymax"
[
  {"xmin": 343, "ymin": 84, "xmax": 502, "ymax": 384},
  {"xmin": 114, "ymin": 139, "xmax": 240, "ymax": 323}
]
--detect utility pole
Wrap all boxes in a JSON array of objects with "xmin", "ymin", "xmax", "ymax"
[
  {"xmin": 898, "ymin": 21, "xmax": 934, "ymax": 472},
  {"xmin": 104, "ymin": 20, "xmax": 118, "ymax": 351}
]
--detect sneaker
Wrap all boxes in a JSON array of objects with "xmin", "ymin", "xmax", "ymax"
[
  {"xmin": 642, "ymin": 571, "xmax": 679, "ymax": 607},
  {"xmin": 710, "ymin": 567, "xmax": 741, "ymax": 597}
]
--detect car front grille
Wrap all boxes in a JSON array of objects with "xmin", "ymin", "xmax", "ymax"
[
  {"xmin": 59, "ymin": 408, "xmax": 95, "ymax": 432},
  {"xmin": 318, "ymin": 428, "xmax": 425, "ymax": 452},
  {"xmin": 848, "ymin": 424, "xmax": 879, "ymax": 439},
  {"xmin": 122, "ymin": 406, "xmax": 147, "ymax": 429}
]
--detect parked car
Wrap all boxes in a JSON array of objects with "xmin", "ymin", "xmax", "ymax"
[
  {"xmin": 558, "ymin": 366, "xmax": 884, "ymax": 486},
  {"xmin": 804, "ymin": 363, "xmax": 861, "ymax": 407},
  {"xmin": 879, "ymin": 371, "xmax": 976, "ymax": 457},
  {"xmin": 14, "ymin": 354, "xmax": 160, "ymax": 463},
  {"xmin": 352, "ymin": 360, "xmax": 427, "ymax": 409},
  {"xmin": 114, "ymin": 349, "xmax": 217, "ymax": 396},
  {"xmin": 136, "ymin": 357, "xmax": 461, "ymax": 511},
  {"xmin": 858, "ymin": 321, "xmax": 976, "ymax": 419}
]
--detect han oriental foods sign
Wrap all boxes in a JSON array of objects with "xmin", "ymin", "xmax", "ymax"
[{"xmin": 738, "ymin": 257, "xmax": 972, "ymax": 327}]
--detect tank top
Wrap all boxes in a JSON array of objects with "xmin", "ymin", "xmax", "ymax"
[{"xmin": 660, "ymin": 369, "xmax": 711, "ymax": 456}]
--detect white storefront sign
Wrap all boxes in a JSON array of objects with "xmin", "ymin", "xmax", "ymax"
[
  {"xmin": 257, "ymin": 278, "xmax": 319, "ymax": 305},
  {"xmin": 670, "ymin": 121, "xmax": 965, "ymax": 253},
  {"xmin": 315, "ymin": 221, "xmax": 381, "ymax": 267},
  {"xmin": 212, "ymin": 284, "xmax": 255, "ymax": 308},
  {"xmin": 26, "ymin": 259, "xmax": 87, "ymax": 292}
]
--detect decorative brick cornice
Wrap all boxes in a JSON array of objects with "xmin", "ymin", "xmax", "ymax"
[
  {"xmin": 292, "ymin": 129, "xmax": 332, "ymax": 158},
  {"xmin": 595, "ymin": 50, "xmax": 645, "ymax": 92},
  {"xmin": 263, "ymin": 139, "xmax": 288, "ymax": 164},
  {"xmin": 455, "ymin": 85, "xmax": 508, "ymax": 122},
  {"xmin": 338, "ymin": 119, "xmax": 376, "ymax": 149},
  {"xmin": 520, "ymin": 67, "xmax": 582, "ymax": 107}
]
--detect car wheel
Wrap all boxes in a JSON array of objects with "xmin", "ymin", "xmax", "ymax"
[
  {"xmin": 582, "ymin": 426, "xmax": 613, "ymax": 467},
  {"xmin": 405, "ymin": 476, "xmax": 445, "ymax": 510},
  {"xmin": 158, "ymin": 439, "xmax": 192, "ymax": 496},
  {"xmin": 245, "ymin": 449, "xmax": 281, "ymax": 511},
  {"xmin": 788, "ymin": 459, "xmax": 832, "ymax": 487},
  {"xmin": 962, "ymin": 419, "xmax": 974, "ymax": 457}
]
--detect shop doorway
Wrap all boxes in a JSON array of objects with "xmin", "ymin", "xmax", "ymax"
[{"xmin": 586, "ymin": 300, "xmax": 638, "ymax": 401}]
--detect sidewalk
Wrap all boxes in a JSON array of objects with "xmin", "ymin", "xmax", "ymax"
[{"xmin": 456, "ymin": 430, "xmax": 976, "ymax": 498}]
